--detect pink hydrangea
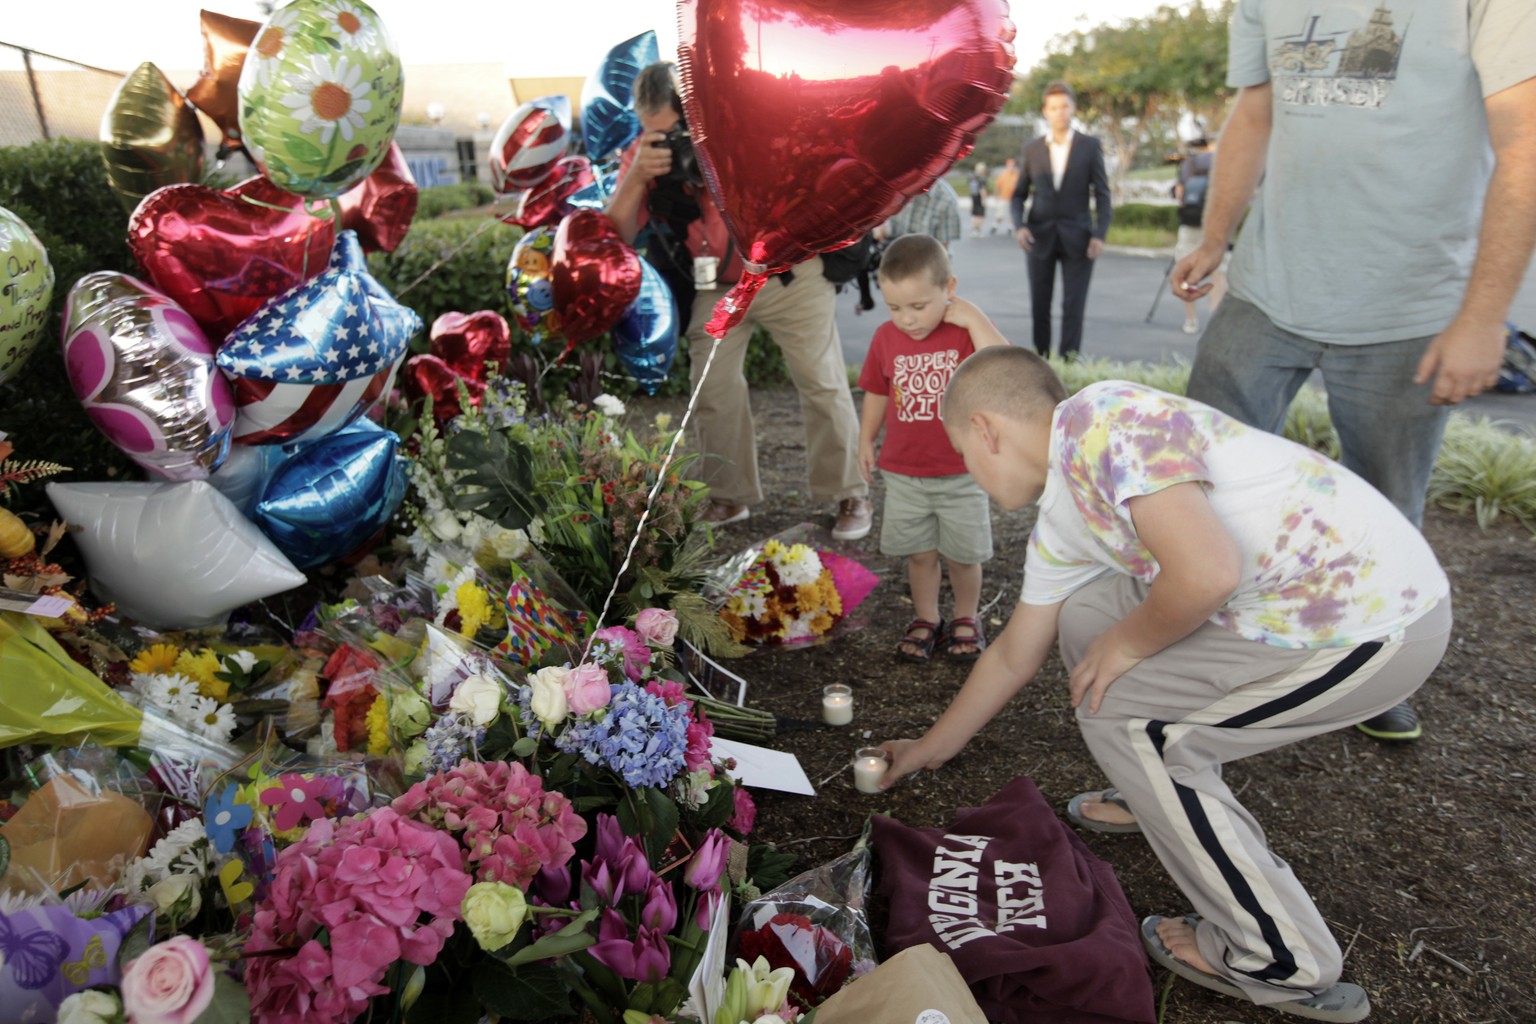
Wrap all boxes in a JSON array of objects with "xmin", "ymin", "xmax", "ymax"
[
  {"xmin": 729, "ymin": 786, "xmax": 757, "ymax": 835},
  {"xmin": 244, "ymin": 809, "xmax": 471, "ymax": 1024},
  {"xmin": 593, "ymin": 625, "xmax": 652, "ymax": 681},
  {"xmin": 392, "ymin": 760, "xmax": 588, "ymax": 887}
]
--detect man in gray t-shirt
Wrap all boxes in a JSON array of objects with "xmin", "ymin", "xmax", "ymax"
[{"xmin": 1173, "ymin": 0, "xmax": 1535, "ymax": 745}]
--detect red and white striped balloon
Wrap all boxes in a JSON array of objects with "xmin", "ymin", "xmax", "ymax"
[{"xmin": 488, "ymin": 95, "xmax": 571, "ymax": 194}]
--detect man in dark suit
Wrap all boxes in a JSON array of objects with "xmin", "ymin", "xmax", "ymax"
[{"xmin": 1009, "ymin": 81, "xmax": 1113, "ymax": 358}]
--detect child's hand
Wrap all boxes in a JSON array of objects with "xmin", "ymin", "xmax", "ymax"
[
  {"xmin": 879, "ymin": 737, "xmax": 948, "ymax": 788},
  {"xmin": 1069, "ymin": 634, "xmax": 1144, "ymax": 714},
  {"xmin": 858, "ymin": 439, "xmax": 878, "ymax": 485},
  {"xmin": 942, "ymin": 295, "xmax": 983, "ymax": 331}
]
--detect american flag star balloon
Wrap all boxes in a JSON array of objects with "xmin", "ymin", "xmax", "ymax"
[{"xmin": 216, "ymin": 230, "xmax": 421, "ymax": 445}]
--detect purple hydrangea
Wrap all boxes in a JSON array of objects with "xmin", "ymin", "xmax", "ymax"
[{"xmin": 418, "ymin": 713, "xmax": 487, "ymax": 776}]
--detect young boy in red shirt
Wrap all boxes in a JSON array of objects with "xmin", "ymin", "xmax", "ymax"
[{"xmin": 857, "ymin": 234, "xmax": 1010, "ymax": 661}]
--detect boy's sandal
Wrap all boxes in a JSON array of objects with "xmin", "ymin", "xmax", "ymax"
[
  {"xmin": 945, "ymin": 617, "xmax": 987, "ymax": 661},
  {"xmin": 1067, "ymin": 787, "xmax": 1143, "ymax": 834},
  {"xmin": 896, "ymin": 618, "xmax": 945, "ymax": 663},
  {"xmin": 1141, "ymin": 915, "xmax": 1371, "ymax": 1022}
]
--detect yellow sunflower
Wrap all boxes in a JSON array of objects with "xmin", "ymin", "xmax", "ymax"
[{"xmin": 128, "ymin": 643, "xmax": 180, "ymax": 675}]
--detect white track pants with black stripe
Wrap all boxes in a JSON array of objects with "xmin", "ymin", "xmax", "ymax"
[{"xmin": 1058, "ymin": 575, "xmax": 1451, "ymax": 1005}]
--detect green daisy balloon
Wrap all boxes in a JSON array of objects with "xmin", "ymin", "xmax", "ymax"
[
  {"xmin": 0, "ymin": 206, "xmax": 55, "ymax": 387},
  {"xmin": 237, "ymin": 0, "xmax": 405, "ymax": 199}
]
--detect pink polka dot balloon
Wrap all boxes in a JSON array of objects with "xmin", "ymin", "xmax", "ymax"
[{"xmin": 61, "ymin": 272, "xmax": 234, "ymax": 480}]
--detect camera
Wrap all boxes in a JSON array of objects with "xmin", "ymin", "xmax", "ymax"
[{"xmin": 652, "ymin": 123, "xmax": 702, "ymax": 186}]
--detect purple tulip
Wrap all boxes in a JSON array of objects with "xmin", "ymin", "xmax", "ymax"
[
  {"xmin": 640, "ymin": 879, "xmax": 677, "ymax": 933},
  {"xmin": 582, "ymin": 856, "xmax": 619, "ymax": 904},
  {"xmin": 684, "ymin": 829, "xmax": 729, "ymax": 892},
  {"xmin": 535, "ymin": 864, "xmax": 573, "ymax": 907},
  {"xmin": 589, "ymin": 909, "xmax": 672, "ymax": 983}
]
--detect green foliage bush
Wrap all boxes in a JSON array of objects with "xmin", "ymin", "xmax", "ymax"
[
  {"xmin": 0, "ymin": 139, "xmax": 140, "ymax": 506},
  {"xmin": 414, "ymin": 182, "xmax": 497, "ymax": 221},
  {"xmin": 1110, "ymin": 203, "xmax": 1179, "ymax": 231},
  {"xmin": 367, "ymin": 217, "xmax": 522, "ymax": 348}
]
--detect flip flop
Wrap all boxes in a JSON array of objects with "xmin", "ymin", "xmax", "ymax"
[
  {"xmin": 1066, "ymin": 787, "xmax": 1143, "ymax": 834},
  {"xmin": 1141, "ymin": 915, "xmax": 1371, "ymax": 1022}
]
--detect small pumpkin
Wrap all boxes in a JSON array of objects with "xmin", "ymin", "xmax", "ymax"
[{"xmin": 0, "ymin": 506, "xmax": 35, "ymax": 558}]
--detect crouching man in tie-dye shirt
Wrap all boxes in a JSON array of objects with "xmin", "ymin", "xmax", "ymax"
[{"xmin": 879, "ymin": 346, "xmax": 1449, "ymax": 1023}]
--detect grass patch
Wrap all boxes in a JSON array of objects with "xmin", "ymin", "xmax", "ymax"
[{"xmin": 1106, "ymin": 225, "xmax": 1176, "ymax": 249}]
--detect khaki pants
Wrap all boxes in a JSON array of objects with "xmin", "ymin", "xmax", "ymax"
[{"xmin": 686, "ymin": 256, "xmax": 866, "ymax": 506}]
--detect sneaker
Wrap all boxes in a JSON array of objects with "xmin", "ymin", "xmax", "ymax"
[
  {"xmin": 832, "ymin": 497, "xmax": 873, "ymax": 541},
  {"xmin": 699, "ymin": 501, "xmax": 750, "ymax": 526},
  {"xmin": 1356, "ymin": 701, "xmax": 1422, "ymax": 742},
  {"xmin": 1183, "ymin": 317, "xmax": 1200, "ymax": 335}
]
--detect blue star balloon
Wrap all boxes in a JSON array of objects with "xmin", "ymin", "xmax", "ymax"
[
  {"xmin": 216, "ymin": 230, "xmax": 421, "ymax": 445},
  {"xmin": 580, "ymin": 30, "xmax": 659, "ymax": 162},
  {"xmin": 568, "ymin": 166, "xmax": 621, "ymax": 210},
  {"xmin": 252, "ymin": 417, "xmax": 408, "ymax": 569},
  {"xmin": 613, "ymin": 257, "xmax": 677, "ymax": 395}
]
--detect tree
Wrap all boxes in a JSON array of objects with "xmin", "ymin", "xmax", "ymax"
[{"xmin": 1017, "ymin": 2, "xmax": 1231, "ymax": 197}]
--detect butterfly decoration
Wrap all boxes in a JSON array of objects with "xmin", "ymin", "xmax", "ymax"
[
  {"xmin": 0, "ymin": 911, "xmax": 69, "ymax": 990},
  {"xmin": 59, "ymin": 934, "xmax": 106, "ymax": 986}
]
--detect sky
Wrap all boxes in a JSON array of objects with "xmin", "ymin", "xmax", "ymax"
[{"xmin": 5, "ymin": 0, "xmax": 1170, "ymax": 78}]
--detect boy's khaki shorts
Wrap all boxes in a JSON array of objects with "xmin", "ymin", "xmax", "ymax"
[{"xmin": 879, "ymin": 471, "xmax": 992, "ymax": 564}]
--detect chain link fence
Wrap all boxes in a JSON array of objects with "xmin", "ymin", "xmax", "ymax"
[{"xmin": 1, "ymin": 42, "xmax": 123, "ymax": 146}]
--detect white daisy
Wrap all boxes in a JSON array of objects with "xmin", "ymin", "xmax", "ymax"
[
  {"xmin": 324, "ymin": 0, "xmax": 379, "ymax": 48},
  {"xmin": 188, "ymin": 695, "xmax": 238, "ymax": 743},
  {"xmin": 279, "ymin": 54, "xmax": 373, "ymax": 145},
  {"xmin": 249, "ymin": 5, "xmax": 303, "ymax": 88}
]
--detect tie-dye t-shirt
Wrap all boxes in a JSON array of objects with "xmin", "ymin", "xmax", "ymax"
[{"xmin": 1023, "ymin": 382, "xmax": 1448, "ymax": 648}]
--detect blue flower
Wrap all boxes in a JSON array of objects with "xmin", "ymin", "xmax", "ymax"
[
  {"xmin": 203, "ymin": 783, "xmax": 254, "ymax": 854},
  {"xmin": 556, "ymin": 682, "xmax": 689, "ymax": 788}
]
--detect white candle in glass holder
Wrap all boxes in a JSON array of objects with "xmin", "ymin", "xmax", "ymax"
[
  {"xmin": 853, "ymin": 747, "xmax": 890, "ymax": 793},
  {"xmin": 822, "ymin": 684, "xmax": 854, "ymax": 726}
]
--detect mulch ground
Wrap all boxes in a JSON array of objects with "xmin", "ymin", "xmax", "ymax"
[{"xmin": 630, "ymin": 384, "xmax": 1536, "ymax": 1024}]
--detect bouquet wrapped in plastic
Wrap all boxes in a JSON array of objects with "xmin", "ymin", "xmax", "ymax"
[{"xmin": 712, "ymin": 526, "xmax": 879, "ymax": 647}]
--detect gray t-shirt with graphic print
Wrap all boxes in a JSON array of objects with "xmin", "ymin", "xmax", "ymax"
[{"xmin": 1225, "ymin": 0, "xmax": 1535, "ymax": 344}]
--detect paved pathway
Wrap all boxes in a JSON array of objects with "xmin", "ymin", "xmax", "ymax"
[{"xmin": 834, "ymin": 232, "xmax": 1536, "ymax": 430}]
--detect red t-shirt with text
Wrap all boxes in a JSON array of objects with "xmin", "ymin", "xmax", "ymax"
[{"xmin": 857, "ymin": 320, "xmax": 975, "ymax": 478}]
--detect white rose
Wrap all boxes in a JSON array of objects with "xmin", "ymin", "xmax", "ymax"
[
  {"xmin": 146, "ymin": 872, "xmax": 202, "ymax": 921},
  {"xmin": 527, "ymin": 666, "xmax": 570, "ymax": 728},
  {"xmin": 593, "ymin": 394, "xmax": 626, "ymax": 418},
  {"xmin": 57, "ymin": 990, "xmax": 122, "ymax": 1024},
  {"xmin": 488, "ymin": 527, "xmax": 530, "ymax": 561},
  {"xmin": 430, "ymin": 508, "xmax": 463, "ymax": 541},
  {"xmin": 449, "ymin": 674, "xmax": 504, "ymax": 726}
]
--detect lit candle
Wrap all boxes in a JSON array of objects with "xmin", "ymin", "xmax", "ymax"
[
  {"xmin": 822, "ymin": 684, "xmax": 854, "ymax": 726},
  {"xmin": 853, "ymin": 747, "xmax": 889, "ymax": 793}
]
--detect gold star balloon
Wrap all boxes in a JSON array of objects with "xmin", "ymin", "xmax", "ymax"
[{"xmin": 100, "ymin": 62, "xmax": 207, "ymax": 215}]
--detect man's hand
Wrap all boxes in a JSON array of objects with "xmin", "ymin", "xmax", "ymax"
[
  {"xmin": 1414, "ymin": 318, "xmax": 1507, "ymax": 405},
  {"xmin": 1171, "ymin": 242, "xmax": 1226, "ymax": 302},
  {"xmin": 630, "ymin": 131, "xmax": 674, "ymax": 184},
  {"xmin": 879, "ymin": 737, "xmax": 952, "ymax": 789},
  {"xmin": 1087, "ymin": 237, "xmax": 1105, "ymax": 260},
  {"xmin": 1015, "ymin": 226, "xmax": 1034, "ymax": 252},
  {"xmin": 1068, "ymin": 630, "xmax": 1143, "ymax": 715}
]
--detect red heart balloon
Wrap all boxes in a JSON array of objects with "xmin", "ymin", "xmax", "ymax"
[
  {"xmin": 678, "ymin": 0, "xmax": 1015, "ymax": 335},
  {"xmin": 340, "ymin": 142, "xmax": 419, "ymax": 254},
  {"xmin": 428, "ymin": 310, "xmax": 512, "ymax": 380},
  {"xmin": 508, "ymin": 155, "xmax": 596, "ymax": 230},
  {"xmin": 401, "ymin": 354, "xmax": 487, "ymax": 422},
  {"xmin": 551, "ymin": 210, "xmax": 642, "ymax": 351},
  {"xmin": 128, "ymin": 177, "xmax": 336, "ymax": 341}
]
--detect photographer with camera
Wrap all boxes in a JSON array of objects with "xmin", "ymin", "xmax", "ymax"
[{"xmin": 606, "ymin": 63, "xmax": 871, "ymax": 538}]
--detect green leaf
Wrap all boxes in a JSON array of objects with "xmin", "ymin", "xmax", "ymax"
[
  {"xmin": 695, "ymin": 776, "xmax": 736, "ymax": 830},
  {"xmin": 502, "ymin": 908, "xmax": 598, "ymax": 966},
  {"xmin": 642, "ymin": 786, "xmax": 680, "ymax": 856},
  {"xmin": 471, "ymin": 961, "xmax": 574, "ymax": 1020},
  {"xmin": 511, "ymin": 735, "xmax": 538, "ymax": 758},
  {"xmin": 192, "ymin": 970, "xmax": 251, "ymax": 1024},
  {"xmin": 405, "ymin": 982, "xmax": 482, "ymax": 1024},
  {"xmin": 115, "ymin": 911, "xmax": 156, "ymax": 970},
  {"xmin": 746, "ymin": 843, "xmax": 799, "ymax": 894},
  {"xmin": 444, "ymin": 429, "xmax": 539, "ymax": 529}
]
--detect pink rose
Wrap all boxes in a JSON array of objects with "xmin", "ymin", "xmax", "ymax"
[
  {"xmin": 121, "ymin": 936, "xmax": 215, "ymax": 1024},
  {"xmin": 564, "ymin": 663, "xmax": 613, "ymax": 715},
  {"xmin": 634, "ymin": 607, "xmax": 680, "ymax": 648}
]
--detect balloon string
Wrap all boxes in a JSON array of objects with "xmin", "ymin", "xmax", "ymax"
[
  {"xmin": 396, "ymin": 216, "xmax": 501, "ymax": 298},
  {"xmin": 578, "ymin": 322, "xmax": 726, "ymax": 663}
]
